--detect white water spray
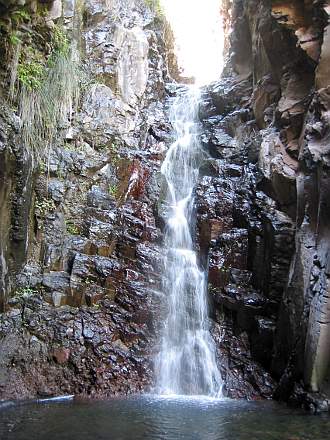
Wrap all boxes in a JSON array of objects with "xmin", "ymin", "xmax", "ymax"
[{"xmin": 156, "ymin": 87, "xmax": 222, "ymax": 396}]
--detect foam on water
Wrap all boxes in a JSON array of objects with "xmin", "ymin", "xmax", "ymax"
[{"xmin": 156, "ymin": 87, "xmax": 222, "ymax": 397}]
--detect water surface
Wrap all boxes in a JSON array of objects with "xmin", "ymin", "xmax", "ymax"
[{"xmin": 1, "ymin": 396, "xmax": 329, "ymax": 440}]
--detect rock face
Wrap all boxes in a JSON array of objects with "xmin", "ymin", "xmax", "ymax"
[
  {"xmin": 0, "ymin": 0, "xmax": 170, "ymax": 398},
  {"xmin": 0, "ymin": 0, "xmax": 330, "ymax": 409},
  {"xmin": 194, "ymin": 0, "xmax": 330, "ymax": 409}
]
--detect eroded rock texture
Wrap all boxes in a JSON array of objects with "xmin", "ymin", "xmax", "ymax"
[
  {"xmin": 196, "ymin": 0, "xmax": 330, "ymax": 410},
  {"xmin": 0, "ymin": 0, "xmax": 170, "ymax": 399},
  {"xmin": 0, "ymin": 0, "xmax": 330, "ymax": 410}
]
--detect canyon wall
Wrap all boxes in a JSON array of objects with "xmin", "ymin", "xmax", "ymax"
[
  {"xmin": 0, "ymin": 0, "xmax": 171, "ymax": 398},
  {"xmin": 0, "ymin": 0, "xmax": 329, "ymax": 411},
  {"xmin": 197, "ymin": 0, "xmax": 330, "ymax": 410}
]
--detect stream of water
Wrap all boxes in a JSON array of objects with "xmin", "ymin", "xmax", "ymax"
[{"xmin": 155, "ymin": 88, "xmax": 222, "ymax": 396}]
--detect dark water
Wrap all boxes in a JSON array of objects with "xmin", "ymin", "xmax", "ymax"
[{"xmin": 0, "ymin": 396, "xmax": 329, "ymax": 440}]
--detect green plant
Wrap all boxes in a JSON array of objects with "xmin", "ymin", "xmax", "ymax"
[
  {"xmin": 13, "ymin": 287, "xmax": 37, "ymax": 299},
  {"xmin": 35, "ymin": 198, "xmax": 56, "ymax": 217},
  {"xmin": 63, "ymin": 142, "xmax": 76, "ymax": 151},
  {"xmin": 14, "ymin": 24, "xmax": 80, "ymax": 161},
  {"xmin": 109, "ymin": 141, "xmax": 118, "ymax": 151},
  {"xmin": 51, "ymin": 25, "xmax": 69, "ymax": 57},
  {"xmin": 19, "ymin": 48, "xmax": 80, "ymax": 160},
  {"xmin": 66, "ymin": 220, "xmax": 80, "ymax": 235},
  {"xmin": 38, "ymin": 160, "xmax": 47, "ymax": 174},
  {"xmin": 18, "ymin": 59, "xmax": 45, "ymax": 90},
  {"xmin": 83, "ymin": 277, "xmax": 94, "ymax": 286},
  {"xmin": 37, "ymin": 5, "xmax": 50, "ymax": 18},
  {"xmin": 108, "ymin": 184, "xmax": 118, "ymax": 198},
  {"xmin": 9, "ymin": 31, "xmax": 22, "ymax": 46},
  {"xmin": 11, "ymin": 9, "xmax": 31, "ymax": 25}
]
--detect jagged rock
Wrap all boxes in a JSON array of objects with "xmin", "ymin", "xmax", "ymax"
[
  {"xmin": 0, "ymin": 0, "xmax": 329, "ymax": 409},
  {"xmin": 195, "ymin": 0, "xmax": 330, "ymax": 409},
  {"xmin": 0, "ymin": 0, "xmax": 167, "ymax": 399}
]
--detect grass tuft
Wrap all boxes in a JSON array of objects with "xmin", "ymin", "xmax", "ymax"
[
  {"xmin": 19, "ymin": 50, "xmax": 80, "ymax": 161},
  {"xmin": 17, "ymin": 26, "xmax": 80, "ymax": 161}
]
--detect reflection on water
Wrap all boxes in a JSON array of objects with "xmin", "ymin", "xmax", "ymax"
[{"xmin": 0, "ymin": 396, "xmax": 329, "ymax": 440}]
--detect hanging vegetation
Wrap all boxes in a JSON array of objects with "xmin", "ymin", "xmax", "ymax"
[{"xmin": 17, "ymin": 25, "xmax": 80, "ymax": 161}]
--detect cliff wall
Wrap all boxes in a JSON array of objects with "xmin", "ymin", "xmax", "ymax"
[
  {"xmin": 0, "ymin": 0, "xmax": 329, "ymax": 411},
  {"xmin": 198, "ymin": 0, "xmax": 330, "ymax": 410},
  {"xmin": 0, "ymin": 0, "xmax": 171, "ymax": 398}
]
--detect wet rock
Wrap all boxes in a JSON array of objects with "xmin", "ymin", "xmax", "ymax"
[
  {"xmin": 193, "ymin": 0, "xmax": 330, "ymax": 407},
  {"xmin": 207, "ymin": 77, "xmax": 253, "ymax": 116},
  {"xmin": 80, "ymin": 84, "xmax": 137, "ymax": 148},
  {"xmin": 212, "ymin": 324, "xmax": 276, "ymax": 400},
  {"xmin": 250, "ymin": 317, "xmax": 276, "ymax": 369},
  {"xmin": 0, "ymin": 0, "xmax": 329, "ymax": 408},
  {"xmin": 0, "ymin": 0, "xmax": 168, "ymax": 399},
  {"xmin": 42, "ymin": 271, "xmax": 70, "ymax": 294}
]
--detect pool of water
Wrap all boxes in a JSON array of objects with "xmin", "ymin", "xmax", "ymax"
[{"xmin": 0, "ymin": 395, "xmax": 329, "ymax": 440}]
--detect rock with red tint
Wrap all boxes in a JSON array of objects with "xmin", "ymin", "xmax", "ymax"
[{"xmin": 52, "ymin": 348, "xmax": 70, "ymax": 365}]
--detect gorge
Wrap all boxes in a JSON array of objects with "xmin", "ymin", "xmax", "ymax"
[{"xmin": 0, "ymin": 0, "xmax": 330, "ymax": 438}]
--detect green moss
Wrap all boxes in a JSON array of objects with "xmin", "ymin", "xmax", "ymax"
[
  {"xmin": 2, "ymin": 6, "xmax": 31, "ymax": 46},
  {"xmin": 109, "ymin": 141, "xmax": 118, "ymax": 152},
  {"xmin": 9, "ymin": 31, "xmax": 22, "ymax": 46},
  {"xmin": 108, "ymin": 184, "xmax": 118, "ymax": 198},
  {"xmin": 13, "ymin": 287, "xmax": 37, "ymax": 299},
  {"xmin": 17, "ymin": 26, "xmax": 70, "ymax": 92},
  {"xmin": 35, "ymin": 198, "xmax": 56, "ymax": 217},
  {"xmin": 11, "ymin": 8, "xmax": 31, "ymax": 25},
  {"xmin": 65, "ymin": 220, "xmax": 80, "ymax": 235},
  {"xmin": 63, "ymin": 142, "xmax": 77, "ymax": 151},
  {"xmin": 38, "ymin": 161, "xmax": 47, "ymax": 174},
  {"xmin": 37, "ymin": 6, "xmax": 49, "ymax": 18},
  {"xmin": 51, "ymin": 25, "xmax": 70, "ymax": 57},
  {"xmin": 83, "ymin": 277, "xmax": 94, "ymax": 286}
]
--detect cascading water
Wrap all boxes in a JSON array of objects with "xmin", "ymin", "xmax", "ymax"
[{"xmin": 156, "ymin": 87, "xmax": 222, "ymax": 397}]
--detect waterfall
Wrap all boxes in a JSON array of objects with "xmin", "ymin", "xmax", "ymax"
[{"xmin": 156, "ymin": 87, "xmax": 222, "ymax": 397}]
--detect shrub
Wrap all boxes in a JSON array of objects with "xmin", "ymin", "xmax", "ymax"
[
  {"xmin": 18, "ymin": 59, "xmax": 45, "ymax": 90},
  {"xmin": 11, "ymin": 9, "xmax": 31, "ymax": 25}
]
